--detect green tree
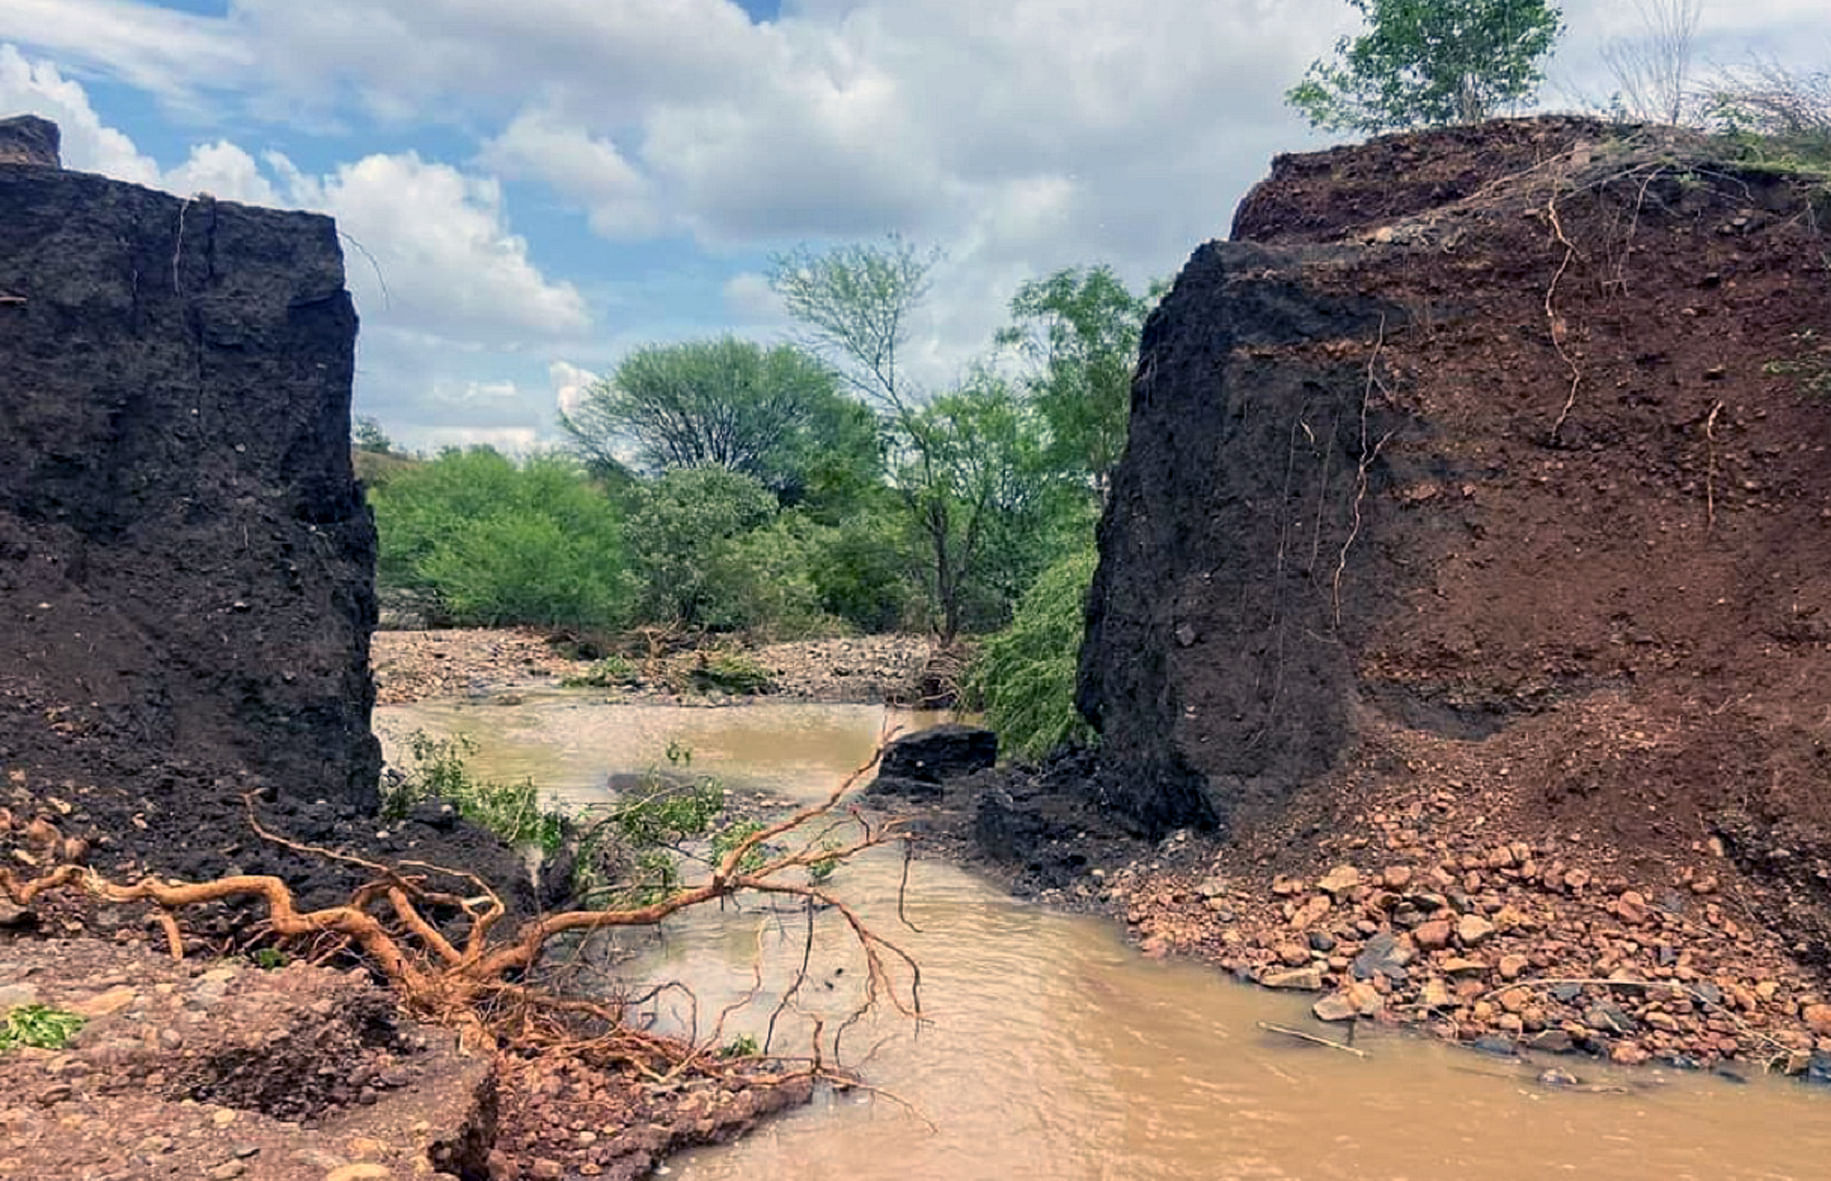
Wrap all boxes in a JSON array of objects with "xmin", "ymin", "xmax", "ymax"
[
  {"xmin": 559, "ymin": 337, "xmax": 879, "ymax": 513},
  {"xmin": 997, "ymin": 266, "xmax": 1160, "ymax": 500},
  {"xmin": 768, "ymin": 234, "xmax": 940, "ymax": 415},
  {"xmin": 1287, "ymin": 0, "xmax": 1565, "ymax": 133},
  {"xmin": 896, "ymin": 374, "xmax": 1077, "ymax": 640},
  {"xmin": 768, "ymin": 239, "xmax": 1097, "ymax": 640},
  {"xmin": 624, "ymin": 466, "xmax": 780, "ymax": 628},
  {"xmin": 369, "ymin": 448, "xmax": 629, "ymax": 629},
  {"xmin": 353, "ymin": 415, "xmax": 394, "ymax": 454}
]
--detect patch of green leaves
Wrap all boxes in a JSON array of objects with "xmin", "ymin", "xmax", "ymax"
[
  {"xmin": 250, "ymin": 948, "xmax": 288, "ymax": 971},
  {"xmin": 690, "ymin": 651, "xmax": 775, "ymax": 695},
  {"xmin": 561, "ymin": 655, "xmax": 640, "ymax": 688},
  {"xmin": 383, "ymin": 730, "xmax": 566, "ymax": 852},
  {"xmin": 0, "ymin": 1005, "xmax": 84, "ymax": 1052},
  {"xmin": 719, "ymin": 1033, "xmax": 760, "ymax": 1058},
  {"xmin": 1764, "ymin": 330, "xmax": 1831, "ymax": 396},
  {"xmin": 710, "ymin": 818, "xmax": 770, "ymax": 874},
  {"xmin": 963, "ymin": 545, "xmax": 1099, "ymax": 760}
]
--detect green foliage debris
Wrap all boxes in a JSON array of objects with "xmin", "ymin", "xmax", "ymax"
[{"xmin": 0, "ymin": 1005, "xmax": 84, "ymax": 1052}]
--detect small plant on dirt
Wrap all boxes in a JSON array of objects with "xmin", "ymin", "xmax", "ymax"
[
  {"xmin": 1764, "ymin": 330, "xmax": 1831, "ymax": 396},
  {"xmin": 250, "ymin": 947, "xmax": 288, "ymax": 971},
  {"xmin": 807, "ymin": 840, "xmax": 842, "ymax": 884},
  {"xmin": 383, "ymin": 730, "xmax": 566, "ymax": 852},
  {"xmin": 719, "ymin": 1033, "xmax": 760, "ymax": 1058},
  {"xmin": 560, "ymin": 654, "xmax": 640, "ymax": 688},
  {"xmin": 0, "ymin": 1004, "xmax": 84, "ymax": 1052}
]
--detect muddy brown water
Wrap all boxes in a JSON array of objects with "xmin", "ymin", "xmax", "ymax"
[{"xmin": 377, "ymin": 695, "xmax": 1831, "ymax": 1180}]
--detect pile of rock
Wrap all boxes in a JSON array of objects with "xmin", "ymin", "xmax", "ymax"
[{"xmin": 1115, "ymin": 841, "xmax": 1831, "ymax": 1073}]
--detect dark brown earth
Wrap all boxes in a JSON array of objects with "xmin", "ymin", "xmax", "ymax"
[
  {"xmin": 1080, "ymin": 116, "xmax": 1831, "ymax": 924},
  {"xmin": 0, "ymin": 139, "xmax": 379, "ymax": 810},
  {"xmin": 969, "ymin": 117, "xmax": 1831, "ymax": 1074},
  {"xmin": 0, "ymin": 133, "xmax": 542, "ymax": 927},
  {"xmin": 0, "ymin": 940, "xmax": 494, "ymax": 1180}
]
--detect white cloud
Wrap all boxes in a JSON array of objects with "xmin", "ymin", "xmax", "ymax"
[
  {"xmin": 280, "ymin": 152, "xmax": 590, "ymax": 342},
  {"xmin": 401, "ymin": 424, "xmax": 543, "ymax": 455},
  {"xmin": 548, "ymin": 360, "xmax": 600, "ymax": 418},
  {"xmin": 720, "ymin": 271, "xmax": 783, "ymax": 324},
  {"xmin": 6, "ymin": 0, "xmax": 1827, "ymax": 440},
  {"xmin": 0, "ymin": 44, "xmax": 160, "ymax": 182},
  {"xmin": 479, "ymin": 107, "xmax": 657, "ymax": 238},
  {"xmin": 162, "ymin": 140, "xmax": 279, "ymax": 204},
  {"xmin": 0, "ymin": 0, "xmax": 248, "ymax": 107}
]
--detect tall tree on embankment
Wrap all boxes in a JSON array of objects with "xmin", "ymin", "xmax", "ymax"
[{"xmin": 1287, "ymin": 0, "xmax": 1565, "ymax": 132}]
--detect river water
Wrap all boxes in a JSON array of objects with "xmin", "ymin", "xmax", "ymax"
[{"xmin": 377, "ymin": 694, "xmax": 1831, "ymax": 1181}]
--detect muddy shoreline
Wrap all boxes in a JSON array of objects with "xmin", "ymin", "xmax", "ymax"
[{"xmin": 878, "ymin": 739, "xmax": 1831, "ymax": 1085}]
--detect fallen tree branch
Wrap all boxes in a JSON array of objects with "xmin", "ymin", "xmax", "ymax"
[{"xmin": 1257, "ymin": 1020, "xmax": 1370, "ymax": 1058}]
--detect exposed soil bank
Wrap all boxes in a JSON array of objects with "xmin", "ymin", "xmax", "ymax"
[
  {"xmin": 0, "ymin": 122, "xmax": 806, "ymax": 1180},
  {"xmin": 0, "ymin": 125, "xmax": 379, "ymax": 811},
  {"xmin": 971, "ymin": 118, "xmax": 1831, "ymax": 1075},
  {"xmin": 373, "ymin": 628, "xmax": 937, "ymax": 708},
  {"xmin": 0, "ymin": 940, "xmax": 494, "ymax": 1179}
]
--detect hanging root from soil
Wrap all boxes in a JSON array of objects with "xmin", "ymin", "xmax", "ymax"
[
  {"xmin": 1544, "ymin": 189, "xmax": 1586, "ymax": 447},
  {"xmin": 0, "ymin": 750, "xmax": 919, "ymax": 1093},
  {"xmin": 1333, "ymin": 316, "xmax": 1397, "ymax": 629},
  {"xmin": 1705, "ymin": 400, "xmax": 1724, "ymax": 532}
]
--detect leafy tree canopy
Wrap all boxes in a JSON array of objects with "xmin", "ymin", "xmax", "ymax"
[
  {"xmin": 767, "ymin": 235, "xmax": 940, "ymax": 415},
  {"xmin": 997, "ymin": 265, "xmax": 1161, "ymax": 495},
  {"xmin": 560, "ymin": 337, "xmax": 879, "ymax": 513},
  {"xmin": 1287, "ymin": 0, "xmax": 1565, "ymax": 133}
]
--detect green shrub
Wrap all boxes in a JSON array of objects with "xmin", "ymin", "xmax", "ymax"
[
  {"xmin": 809, "ymin": 512, "xmax": 917, "ymax": 633},
  {"xmin": 383, "ymin": 730, "xmax": 565, "ymax": 851},
  {"xmin": 625, "ymin": 467, "xmax": 778, "ymax": 628},
  {"xmin": 369, "ymin": 448, "xmax": 629, "ymax": 630},
  {"xmin": 963, "ymin": 545, "xmax": 1098, "ymax": 760},
  {"xmin": 690, "ymin": 651, "xmax": 775, "ymax": 695},
  {"xmin": 715, "ymin": 515, "xmax": 838, "ymax": 639},
  {"xmin": 0, "ymin": 1005, "xmax": 84, "ymax": 1052}
]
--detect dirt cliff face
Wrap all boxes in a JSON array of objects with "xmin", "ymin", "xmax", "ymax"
[
  {"xmin": 1081, "ymin": 119, "xmax": 1831, "ymax": 911},
  {"xmin": 0, "ymin": 125, "xmax": 381, "ymax": 808}
]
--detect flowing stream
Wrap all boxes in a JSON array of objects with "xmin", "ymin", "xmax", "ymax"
[{"xmin": 377, "ymin": 694, "xmax": 1831, "ymax": 1181}]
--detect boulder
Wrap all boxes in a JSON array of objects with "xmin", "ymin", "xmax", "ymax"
[{"xmin": 871, "ymin": 724, "xmax": 997, "ymax": 791}]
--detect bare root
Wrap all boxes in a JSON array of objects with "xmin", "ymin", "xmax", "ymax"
[{"xmin": 0, "ymin": 750, "xmax": 919, "ymax": 1082}]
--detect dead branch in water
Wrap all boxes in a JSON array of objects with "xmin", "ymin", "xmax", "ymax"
[
  {"xmin": 1256, "ymin": 1021, "xmax": 1370, "ymax": 1058},
  {"xmin": 0, "ymin": 749, "xmax": 920, "ymax": 1088}
]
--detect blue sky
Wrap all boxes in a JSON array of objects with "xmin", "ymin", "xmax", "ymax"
[{"xmin": 1, "ymin": 0, "xmax": 1824, "ymax": 451}]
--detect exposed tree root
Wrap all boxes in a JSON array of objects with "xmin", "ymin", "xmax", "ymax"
[
  {"xmin": 1543, "ymin": 190, "xmax": 1585, "ymax": 447},
  {"xmin": 0, "ymin": 751, "xmax": 919, "ymax": 1095}
]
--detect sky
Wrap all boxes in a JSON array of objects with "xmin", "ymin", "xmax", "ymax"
[{"xmin": 0, "ymin": 0, "xmax": 1824, "ymax": 453}]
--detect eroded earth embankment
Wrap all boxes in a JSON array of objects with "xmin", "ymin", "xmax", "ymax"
[
  {"xmin": 1003, "ymin": 117, "xmax": 1831, "ymax": 1069},
  {"xmin": 0, "ymin": 115, "xmax": 535, "ymax": 917}
]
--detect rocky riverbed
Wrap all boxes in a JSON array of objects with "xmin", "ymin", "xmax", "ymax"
[
  {"xmin": 946, "ymin": 737, "xmax": 1831, "ymax": 1079},
  {"xmin": 373, "ymin": 629, "xmax": 937, "ymax": 708}
]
